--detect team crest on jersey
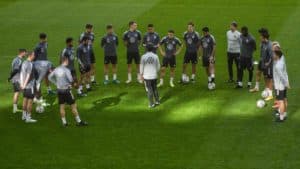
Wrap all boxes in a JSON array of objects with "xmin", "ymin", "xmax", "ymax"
[
  {"xmin": 83, "ymin": 48, "xmax": 87, "ymax": 53},
  {"xmin": 147, "ymin": 37, "xmax": 150, "ymax": 42},
  {"xmin": 167, "ymin": 44, "xmax": 174, "ymax": 50},
  {"xmin": 107, "ymin": 38, "xmax": 111, "ymax": 43},
  {"xmin": 246, "ymin": 39, "xmax": 249, "ymax": 43},
  {"xmin": 187, "ymin": 38, "xmax": 193, "ymax": 44},
  {"xmin": 129, "ymin": 37, "xmax": 136, "ymax": 43},
  {"xmin": 203, "ymin": 42, "xmax": 208, "ymax": 48}
]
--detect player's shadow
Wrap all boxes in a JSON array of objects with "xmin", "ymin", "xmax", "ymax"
[
  {"xmin": 160, "ymin": 89, "xmax": 173, "ymax": 104},
  {"xmin": 91, "ymin": 92, "xmax": 128, "ymax": 111}
]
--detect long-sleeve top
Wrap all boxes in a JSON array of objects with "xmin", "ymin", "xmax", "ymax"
[
  {"xmin": 48, "ymin": 65, "xmax": 73, "ymax": 90},
  {"xmin": 140, "ymin": 52, "xmax": 160, "ymax": 80},
  {"xmin": 273, "ymin": 56, "xmax": 289, "ymax": 90}
]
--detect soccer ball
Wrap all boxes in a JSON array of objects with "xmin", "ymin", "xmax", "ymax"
[
  {"xmin": 208, "ymin": 83, "xmax": 215, "ymax": 90},
  {"xmin": 36, "ymin": 105, "xmax": 45, "ymax": 113},
  {"xmin": 261, "ymin": 90, "xmax": 269, "ymax": 99},
  {"xmin": 256, "ymin": 99, "xmax": 266, "ymax": 108}
]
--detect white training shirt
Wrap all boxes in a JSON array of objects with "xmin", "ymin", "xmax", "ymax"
[
  {"xmin": 226, "ymin": 30, "xmax": 241, "ymax": 53},
  {"xmin": 140, "ymin": 52, "xmax": 160, "ymax": 80},
  {"xmin": 273, "ymin": 55, "xmax": 289, "ymax": 90}
]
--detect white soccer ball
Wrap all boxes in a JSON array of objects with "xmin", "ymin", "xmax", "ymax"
[
  {"xmin": 261, "ymin": 90, "xmax": 269, "ymax": 99},
  {"xmin": 256, "ymin": 99, "xmax": 266, "ymax": 108},
  {"xmin": 36, "ymin": 105, "xmax": 45, "ymax": 113}
]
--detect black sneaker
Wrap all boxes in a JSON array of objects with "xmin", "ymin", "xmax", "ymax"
[
  {"xmin": 247, "ymin": 85, "xmax": 251, "ymax": 88},
  {"xmin": 76, "ymin": 121, "xmax": 88, "ymax": 126},
  {"xmin": 91, "ymin": 81, "xmax": 98, "ymax": 85}
]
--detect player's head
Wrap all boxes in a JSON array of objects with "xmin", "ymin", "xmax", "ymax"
[
  {"xmin": 272, "ymin": 41, "xmax": 281, "ymax": 51},
  {"xmin": 106, "ymin": 24, "xmax": 114, "ymax": 34},
  {"xmin": 147, "ymin": 24, "xmax": 154, "ymax": 33},
  {"xmin": 39, "ymin": 33, "xmax": 47, "ymax": 42},
  {"xmin": 230, "ymin": 21, "xmax": 238, "ymax": 31},
  {"xmin": 18, "ymin": 48, "xmax": 27, "ymax": 57},
  {"xmin": 202, "ymin": 27, "xmax": 210, "ymax": 36},
  {"xmin": 167, "ymin": 30, "xmax": 175, "ymax": 38},
  {"xmin": 241, "ymin": 26, "xmax": 248, "ymax": 36},
  {"xmin": 258, "ymin": 28, "xmax": 270, "ymax": 41},
  {"xmin": 187, "ymin": 21, "xmax": 194, "ymax": 32},
  {"xmin": 85, "ymin": 24, "xmax": 93, "ymax": 33},
  {"xmin": 129, "ymin": 21, "xmax": 137, "ymax": 30},
  {"xmin": 27, "ymin": 51, "xmax": 35, "ymax": 61},
  {"xmin": 66, "ymin": 37, "xmax": 73, "ymax": 47},
  {"xmin": 61, "ymin": 55, "xmax": 69, "ymax": 66},
  {"xmin": 273, "ymin": 49, "xmax": 283, "ymax": 60},
  {"xmin": 81, "ymin": 36, "xmax": 89, "ymax": 45},
  {"xmin": 146, "ymin": 43, "xmax": 154, "ymax": 52}
]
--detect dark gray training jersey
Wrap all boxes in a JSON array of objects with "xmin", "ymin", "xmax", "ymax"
[
  {"xmin": 200, "ymin": 34, "xmax": 216, "ymax": 58},
  {"xmin": 61, "ymin": 46, "xmax": 75, "ymax": 70},
  {"xmin": 48, "ymin": 65, "xmax": 73, "ymax": 90},
  {"xmin": 10, "ymin": 56, "xmax": 23, "ymax": 83},
  {"xmin": 142, "ymin": 32, "xmax": 160, "ymax": 52},
  {"xmin": 80, "ymin": 32, "xmax": 95, "ymax": 45},
  {"xmin": 20, "ymin": 60, "xmax": 35, "ymax": 89},
  {"xmin": 77, "ymin": 44, "xmax": 90, "ymax": 66},
  {"xmin": 260, "ymin": 40, "xmax": 273, "ymax": 64},
  {"xmin": 123, "ymin": 30, "xmax": 142, "ymax": 53},
  {"xmin": 160, "ymin": 36, "xmax": 182, "ymax": 57},
  {"xmin": 240, "ymin": 34, "xmax": 256, "ymax": 58},
  {"xmin": 101, "ymin": 33, "xmax": 118, "ymax": 56},
  {"xmin": 183, "ymin": 31, "xmax": 200, "ymax": 53},
  {"xmin": 34, "ymin": 42, "xmax": 48, "ymax": 61}
]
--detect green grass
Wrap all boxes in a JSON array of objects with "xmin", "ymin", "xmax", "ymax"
[{"xmin": 0, "ymin": 0, "xmax": 300, "ymax": 168}]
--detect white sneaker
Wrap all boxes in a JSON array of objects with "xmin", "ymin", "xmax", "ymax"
[
  {"xmin": 22, "ymin": 115, "xmax": 27, "ymax": 121},
  {"xmin": 157, "ymin": 82, "xmax": 163, "ymax": 87},
  {"xmin": 138, "ymin": 79, "xmax": 143, "ymax": 84},
  {"xmin": 126, "ymin": 79, "xmax": 132, "ymax": 84},
  {"xmin": 25, "ymin": 118, "xmax": 37, "ymax": 123},
  {"xmin": 170, "ymin": 81, "xmax": 175, "ymax": 88},
  {"xmin": 13, "ymin": 108, "xmax": 17, "ymax": 114}
]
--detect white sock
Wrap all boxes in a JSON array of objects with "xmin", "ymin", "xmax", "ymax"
[
  {"xmin": 13, "ymin": 104, "xmax": 17, "ymax": 110},
  {"xmin": 211, "ymin": 74, "xmax": 215, "ymax": 78},
  {"xmin": 160, "ymin": 78, "xmax": 164, "ymax": 84},
  {"xmin": 191, "ymin": 74, "xmax": 195, "ymax": 79},
  {"xmin": 26, "ymin": 113, "xmax": 31, "ymax": 120},
  {"xmin": 91, "ymin": 76, "xmax": 95, "ymax": 82},
  {"xmin": 137, "ymin": 73, "xmax": 141, "ymax": 80},
  {"xmin": 268, "ymin": 88, "xmax": 273, "ymax": 96},
  {"xmin": 255, "ymin": 82, "xmax": 259, "ymax": 89},
  {"xmin": 105, "ymin": 75, "xmax": 109, "ymax": 81},
  {"xmin": 208, "ymin": 77, "xmax": 212, "ymax": 82},
  {"xmin": 61, "ymin": 117, "xmax": 67, "ymax": 124},
  {"xmin": 182, "ymin": 74, "xmax": 186, "ymax": 80},
  {"xmin": 128, "ymin": 73, "xmax": 132, "ymax": 81},
  {"xmin": 238, "ymin": 82, "xmax": 243, "ymax": 86},
  {"xmin": 86, "ymin": 84, "xmax": 90, "ymax": 89},
  {"xmin": 75, "ymin": 115, "xmax": 81, "ymax": 123},
  {"xmin": 22, "ymin": 110, "xmax": 27, "ymax": 117},
  {"xmin": 113, "ymin": 74, "xmax": 117, "ymax": 80},
  {"xmin": 248, "ymin": 82, "xmax": 252, "ymax": 86},
  {"xmin": 170, "ymin": 77, "xmax": 174, "ymax": 82},
  {"xmin": 283, "ymin": 112, "xmax": 287, "ymax": 117},
  {"xmin": 279, "ymin": 113, "xmax": 285, "ymax": 120}
]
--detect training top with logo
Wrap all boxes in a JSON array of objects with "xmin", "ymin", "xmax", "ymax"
[
  {"xmin": 77, "ymin": 44, "xmax": 90, "ymax": 66},
  {"xmin": 227, "ymin": 30, "xmax": 241, "ymax": 53},
  {"xmin": 80, "ymin": 32, "xmax": 95, "ymax": 45},
  {"xmin": 273, "ymin": 56, "xmax": 289, "ymax": 90},
  {"xmin": 10, "ymin": 56, "xmax": 23, "ymax": 83},
  {"xmin": 140, "ymin": 52, "xmax": 160, "ymax": 80},
  {"xmin": 123, "ymin": 30, "xmax": 142, "ymax": 53},
  {"xmin": 48, "ymin": 65, "xmax": 73, "ymax": 90},
  {"xmin": 200, "ymin": 34, "xmax": 216, "ymax": 58},
  {"xmin": 143, "ymin": 32, "xmax": 160, "ymax": 52},
  {"xmin": 160, "ymin": 36, "xmax": 182, "ymax": 57},
  {"xmin": 183, "ymin": 31, "xmax": 200, "ymax": 53},
  {"xmin": 240, "ymin": 34, "xmax": 256, "ymax": 58},
  {"xmin": 61, "ymin": 46, "xmax": 75, "ymax": 70},
  {"xmin": 260, "ymin": 40, "xmax": 273, "ymax": 64},
  {"xmin": 34, "ymin": 42, "xmax": 48, "ymax": 61},
  {"xmin": 20, "ymin": 60, "xmax": 36, "ymax": 89},
  {"xmin": 101, "ymin": 33, "xmax": 119, "ymax": 56}
]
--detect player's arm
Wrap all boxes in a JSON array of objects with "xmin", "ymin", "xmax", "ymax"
[
  {"xmin": 21, "ymin": 65, "xmax": 32, "ymax": 89},
  {"xmin": 48, "ymin": 70, "xmax": 56, "ymax": 84},
  {"xmin": 156, "ymin": 55, "xmax": 160, "ymax": 72},
  {"xmin": 122, "ymin": 32, "xmax": 128, "ymax": 47},
  {"xmin": 142, "ymin": 34, "xmax": 147, "ymax": 47},
  {"xmin": 116, "ymin": 36, "xmax": 119, "ymax": 46},
  {"xmin": 66, "ymin": 69, "xmax": 73, "ymax": 84},
  {"xmin": 100, "ymin": 37, "xmax": 105, "ymax": 48},
  {"xmin": 8, "ymin": 60, "xmax": 21, "ymax": 81},
  {"xmin": 211, "ymin": 36, "xmax": 217, "ymax": 59},
  {"xmin": 265, "ymin": 47, "xmax": 273, "ymax": 66},
  {"xmin": 137, "ymin": 31, "xmax": 142, "ymax": 45},
  {"xmin": 175, "ymin": 39, "xmax": 183, "ymax": 55},
  {"xmin": 76, "ymin": 48, "xmax": 84, "ymax": 68},
  {"xmin": 139, "ymin": 57, "xmax": 144, "ymax": 76},
  {"xmin": 158, "ymin": 38, "xmax": 166, "ymax": 56}
]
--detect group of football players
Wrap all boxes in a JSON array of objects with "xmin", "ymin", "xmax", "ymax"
[{"xmin": 8, "ymin": 21, "xmax": 290, "ymax": 125}]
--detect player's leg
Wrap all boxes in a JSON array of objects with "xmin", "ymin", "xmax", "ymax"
[
  {"xmin": 181, "ymin": 53, "xmax": 189, "ymax": 82},
  {"xmin": 190, "ymin": 53, "xmax": 198, "ymax": 82},
  {"xmin": 152, "ymin": 79, "xmax": 160, "ymax": 104},
  {"xmin": 12, "ymin": 82, "xmax": 20, "ymax": 113},
  {"xmin": 25, "ymin": 98, "xmax": 36, "ymax": 123},
  {"xmin": 227, "ymin": 52, "xmax": 234, "ymax": 82},
  {"xmin": 22, "ymin": 97, "xmax": 28, "ymax": 120},
  {"xmin": 158, "ymin": 57, "xmax": 167, "ymax": 87},
  {"xmin": 264, "ymin": 66, "xmax": 273, "ymax": 101},
  {"xmin": 90, "ymin": 63, "xmax": 97, "ymax": 84},
  {"xmin": 233, "ymin": 53, "xmax": 240, "ymax": 82},
  {"xmin": 209, "ymin": 61, "xmax": 216, "ymax": 89},
  {"xmin": 104, "ymin": 63, "xmax": 109, "ymax": 85},
  {"xmin": 145, "ymin": 80, "xmax": 154, "ymax": 107},
  {"xmin": 275, "ymin": 90, "xmax": 287, "ymax": 122},
  {"xmin": 250, "ymin": 60, "xmax": 262, "ymax": 92},
  {"xmin": 126, "ymin": 52, "xmax": 133, "ymax": 84},
  {"xmin": 170, "ymin": 57, "xmax": 176, "ymax": 87},
  {"xmin": 111, "ymin": 55, "xmax": 119, "ymax": 84},
  {"xmin": 85, "ymin": 66, "xmax": 92, "ymax": 91},
  {"xmin": 135, "ymin": 53, "xmax": 142, "ymax": 84},
  {"xmin": 60, "ymin": 104, "xmax": 67, "ymax": 126},
  {"xmin": 236, "ymin": 57, "xmax": 243, "ymax": 88},
  {"xmin": 247, "ymin": 58, "xmax": 254, "ymax": 88}
]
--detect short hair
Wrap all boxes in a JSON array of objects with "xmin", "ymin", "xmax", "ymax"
[
  {"xmin": 241, "ymin": 26, "xmax": 248, "ymax": 33},
  {"xmin": 66, "ymin": 37, "xmax": 73, "ymax": 43},
  {"xmin": 106, "ymin": 24, "xmax": 113, "ymax": 29},
  {"xmin": 39, "ymin": 33, "xmax": 47, "ymax": 39},
  {"xmin": 188, "ymin": 21, "xmax": 194, "ymax": 26},
  {"xmin": 27, "ymin": 51, "xmax": 34, "ymax": 57},
  {"xmin": 258, "ymin": 28, "xmax": 270, "ymax": 39},
  {"xmin": 231, "ymin": 21, "xmax": 238, "ymax": 28},
  {"xmin": 61, "ymin": 55, "xmax": 69, "ymax": 62},
  {"xmin": 81, "ymin": 36, "xmax": 89, "ymax": 42},
  {"xmin": 19, "ymin": 48, "xmax": 27, "ymax": 53},
  {"xmin": 146, "ymin": 43, "xmax": 154, "ymax": 52},
  {"xmin": 274, "ymin": 50, "xmax": 283, "ymax": 58},
  {"xmin": 86, "ymin": 24, "xmax": 93, "ymax": 29},
  {"xmin": 202, "ymin": 27, "xmax": 209, "ymax": 32},
  {"xmin": 129, "ymin": 21, "xmax": 136, "ymax": 27},
  {"xmin": 148, "ymin": 24, "xmax": 154, "ymax": 28},
  {"xmin": 168, "ymin": 29, "xmax": 175, "ymax": 34}
]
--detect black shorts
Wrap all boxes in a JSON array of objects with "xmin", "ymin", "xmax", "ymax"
[
  {"xmin": 57, "ymin": 89, "xmax": 75, "ymax": 105},
  {"xmin": 275, "ymin": 89, "xmax": 287, "ymax": 100},
  {"xmin": 12, "ymin": 82, "xmax": 20, "ymax": 92},
  {"xmin": 104, "ymin": 55, "xmax": 117, "ymax": 65},
  {"xmin": 23, "ymin": 88, "xmax": 35, "ymax": 99},
  {"xmin": 79, "ymin": 64, "xmax": 91, "ymax": 74},
  {"xmin": 127, "ymin": 52, "xmax": 140, "ymax": 64},
  {"xmin": 240, "ymin": 57, "xmax": 254, "ymax": 70},
  {"xmin": 162, "ymin": 56, "xmax": 176, "ymax": 68},
  {"xmin": 263, "ymin": 65, "xmax": 273, "ymax": 79},
  {"xmin": 202, "ymin": 56, "xmax": 215, "ymax": 67},
  {"xmin": 90, "ymin": 51, "xmax": 96, "ymax": 64},
  {"xmin": 70, "ymin": 69, "xmax": 78, "ymax": 81},
  {"xmin": 184, "ymin": 52, "xmax": 198, "ymax": 64}
]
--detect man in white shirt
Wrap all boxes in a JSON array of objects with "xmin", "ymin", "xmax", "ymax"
[
  {"xmin": 226, "ymin": 21, "xmax": 241, "ymax": 83},
  {"xmin": 140, "ymin": 44, "xmax": 161, "ymax": 108}
]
